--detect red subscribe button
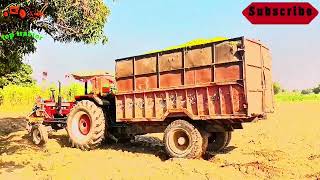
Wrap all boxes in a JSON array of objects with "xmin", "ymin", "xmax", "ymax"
[{"xmin": 243, "ymin": 2, "xmax": 319, "ymax": 24}]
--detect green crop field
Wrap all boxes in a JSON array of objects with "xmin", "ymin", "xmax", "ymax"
[
  {"xmin": 275, "ymin": 92, "xmax": 320, "ymax": 102},
  {"xmin": 1, "ymin": 84, "xmax": 319, "ymax": 115},
  {"xmin": 0, "ymin": 83, "xmax": 84, "ymax": 114}
]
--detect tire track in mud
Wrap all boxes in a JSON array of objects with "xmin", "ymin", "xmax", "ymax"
[
  {"xmin": 208, "ymin": 149, "xmax": 290, "ymax": 179},
  {"xmin": 220, "ymin": 161, "xmax": 284, "ymax": 179}
]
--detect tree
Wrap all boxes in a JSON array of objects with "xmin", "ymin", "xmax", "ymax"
[
  {"xmin": 0, "ymin": 0, "xmax": 110, "ymax": 76},
  {"xmin": 312, "ymin": 84, "xmax": 320, "ymax": 94},
  {"xmin": 301, "ymin": 89, "xmax": 312, "ymax": 95},
  {"xmin": 273, "ymin": 82, "xmax": 282, "ymax": 95},
  {"xmin": 34, "ymin": 0, "xmax": 110, "ymax": 44},
  {"xmin": 0, "ymin": 64, "xmax": 35, "ymax": 88}
]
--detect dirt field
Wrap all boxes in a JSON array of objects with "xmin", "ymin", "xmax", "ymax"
[{"xmin": 0, "ymin": 102, "xmax": 319, "ymax": 180}]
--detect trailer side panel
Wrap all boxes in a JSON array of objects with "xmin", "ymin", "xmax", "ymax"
[{"xmin": 115, "ymin": 38, "xmax": 251, "ymax": 122}]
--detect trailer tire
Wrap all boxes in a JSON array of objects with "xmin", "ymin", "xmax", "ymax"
[
  {"xmin": 200, "ymin": 129, "xmax": 209, "ymax": 155},
  {"xmin": 164, "ymin": 120, "xmax": 204, "ymax": 159},
  {"xmin": 207, "ymin": 131, "xmax": 229, "ymax": 152},
  {"xmin": 224, "ymin": 131, "xmax": 232, "ymax": 148},
  {"xmin": 67, "ymin": 100, "xmax": 105, "ymax": 150}
]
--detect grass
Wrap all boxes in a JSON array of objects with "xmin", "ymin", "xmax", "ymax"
[{"xmin": 275, "ymin": 92, "xmax": 320, "ymax": 102}]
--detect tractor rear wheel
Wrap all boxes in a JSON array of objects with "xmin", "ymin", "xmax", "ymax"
[
  {"xmin": 207, "ymin": 131, "xmax": 231, "ymax": 152},
  {"xmin": 66, "ymin": 100, "xmax": 105, "ymax": 150},
  {"xmin": 18, "ymin": 9, "xmax": 27, "ymax": 19},
  {"xmin": 164, "ymin": 120, "xmax": 204, "ymax": 159}
]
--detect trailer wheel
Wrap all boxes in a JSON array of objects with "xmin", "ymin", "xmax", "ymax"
[
  {"xmin": 67, "ymin": 100, "xmax": 105, "ymax": 150},
  {"xmin": 200, "ymin": 129, "xmax": 209, "ymax": 155},
  {"xmin": 31, "ymin": 124, "xmax": 48, "ymax": 145},
  {"xmin": 224, "ymin": 131, "xmax": 232, "ymax": 148},
  {"xmin": 164, "ymin": 120, "xmax": 204, "ymax": 159},
  {"xmin": 207, "ymin": 131, "xmax": 231, "ymax": 152}
]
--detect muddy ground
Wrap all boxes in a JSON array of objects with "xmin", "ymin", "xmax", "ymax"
[{"xmin": 0, "ymin": 102, "xmax": 319, "ymax": 180}]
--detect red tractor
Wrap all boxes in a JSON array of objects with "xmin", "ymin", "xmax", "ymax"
[
  {"xmin": 2, "ymin": 3, "xmax": 45, "ymax": 20},
  {"xmin": 27, "ymin": 72, "xmax": 115, "ymax": 145},
  {"xmin": 2, "ymin": 4, "xmax": 28, "ymax": 19}
]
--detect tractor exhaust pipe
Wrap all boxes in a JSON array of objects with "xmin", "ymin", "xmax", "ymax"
[
  {"xmin": 50, "ymin": 88, "xmax": 55, "ymax": 101},
  {"xmin": 57, "ymin": 81, "xmax": 62, "ymax": 113}
]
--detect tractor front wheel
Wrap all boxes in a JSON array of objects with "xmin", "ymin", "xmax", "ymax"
[
  {"xmin": 66, "ymin": 100, "xmax": 105, "ymax": 150},
  {"xmin": 31, "ymin": 124, "xmax": 48, "ymax": 145},
  {"xmin": 3, "ymin": 11, "xmax": 9, "ymax": 17}
]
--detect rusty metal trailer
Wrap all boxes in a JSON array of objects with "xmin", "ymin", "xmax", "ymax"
[
  {"xmin": 110, "ymin": 37, "xmax": 274, "ymax": 158},
  {"xmin": 115, "ymin": 37, "xmax": 273, "ymax": 122}
]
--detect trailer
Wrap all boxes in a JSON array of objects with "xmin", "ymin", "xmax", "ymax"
[
  {"xmin": 115, "ymin": 37, "xmax": 274, "ymax": 122},
  {"xmin": 108, "ymin": 37, "xmax": 274, "ymax": 158},
  {"xmin": 29, "ymin": 36, "xmax": 274, "ymax": 159}
]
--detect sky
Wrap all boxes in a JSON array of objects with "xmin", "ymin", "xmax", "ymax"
[{"xmin": 27, "ymin": 0, "xmax": 320, "ymax": 90}]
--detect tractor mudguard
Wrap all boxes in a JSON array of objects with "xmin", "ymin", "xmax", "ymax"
[
  {"xmin": 93, "ymin": 95, "xmax": 103, "ymax": 106},
  {"xmin": 92, "ymin": 96, "xmax": 110, "ymax": 106}
]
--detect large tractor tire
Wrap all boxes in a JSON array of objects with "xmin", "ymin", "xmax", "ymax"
[
  {"xmin": 66, "ymin": 100, "xmax": 105, "ymax": 150},
  {"xmin": 207, "ymin": 131, "xmax": 232, "ymax": 152},
  {"xmin": 164, "ymin": 120, "xmax": 204, "ymax": 159}
]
